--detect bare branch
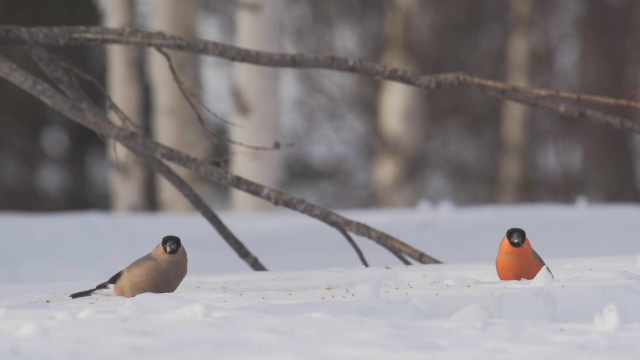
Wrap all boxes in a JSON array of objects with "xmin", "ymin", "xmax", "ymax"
[
  {"xmin": 388, "ymin": 250, "xmax": 412, "ymax": 266},
  {"xmin": 337, "ymin": 228, "xmax": 369, "ymax": 268},
  {"xmin": 130, "ymin": 148, "xmax": 268, "ymax": 271},
  {"xmin": 0, "ymin": 26, "xmax": 639, "ymax": 135},
  {"xmin": 153, "ymin": 46, "xmax": 291, "ymax": 152},
  {"xmin": 154, "ymin": 46, "xmax": 237, "ymax": 128},
  {"xmin": 59, "ymin": 61, "xmax": 143, "ymax": 132},
  {"xmin": 25, "ymin": 45, "xmax": 267, "ymax": 271},
  {"xmin": 0, "ymin": 49, "xmax": 440, "ymax": 265}
]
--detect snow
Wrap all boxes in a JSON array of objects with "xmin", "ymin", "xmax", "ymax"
[{"xmin": 1, "ymin": 204, "xmax": 640, "ymax": 359}]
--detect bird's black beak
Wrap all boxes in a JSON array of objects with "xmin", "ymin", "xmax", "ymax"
[
  {"xmin": 506, "ymin": 228, "xmax": 526, "ymax": 248},
  {"xmin": 162, "ymin": 235, "xmax": 182, "ymax": 254},
  {"xmin": 510, "ymin": 233, "xmax": 523, "ymax": 245},
  {"xmin": 164, "ymin": 240, "xmax": 178, "ymax": 254}
]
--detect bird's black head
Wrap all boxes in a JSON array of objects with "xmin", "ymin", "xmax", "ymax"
[
  {"xmin": 506, "ymin": 228, "xmax": 526, "ymax": 248},
  {"xmin": 162, "ymin": 235, "xmax": 182, "ymax": 254}
]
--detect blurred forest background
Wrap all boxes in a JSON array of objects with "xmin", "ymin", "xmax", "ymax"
[{"xmin": 0, "ymin": 0, "xmax": 639, "ymax": 212}]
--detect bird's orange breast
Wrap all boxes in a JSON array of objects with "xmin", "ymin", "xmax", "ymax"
[{"xmin": 496, "ymin": 237, "xmax": 544, "ymax": 280}]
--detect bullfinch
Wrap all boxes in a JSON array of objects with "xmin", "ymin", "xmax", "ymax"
[
  {"xmin": 70, "ymin": 235, "xmax": 187, "ymax": 298},
  {"xmin": 496, "ymin": 228, "xmax": 552, "ymax": 280}
]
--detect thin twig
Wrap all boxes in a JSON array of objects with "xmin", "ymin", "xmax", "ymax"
[
  {"xmin": 153, "ymin": 47, "xmax": 236, "ymax": 128},
  {"xmin": 389, "ymin": 250, "xmax": 412, "ymax": 266},
  {"xmin": 337, "ymin": 227, "xmax": 369, "ymax": 267},
  {"xmin": 59, "ymin": 61, "xmax": 144, "ymax": 170},
  {"xmin": 154, "ymin": 46, "xmax": 292, "ymax": 151},
  {"xmin": 60, "ymin": 62, "xmax": 144, "ymax": 132}
]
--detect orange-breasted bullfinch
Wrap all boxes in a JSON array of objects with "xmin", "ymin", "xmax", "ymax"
[
  {"xmin": 496, "ymin": 228, "xmax": 553, "ymax": 280},
  {"xmin": 70, "ymin": 235, "xmax": 187, "ymax": 299}
]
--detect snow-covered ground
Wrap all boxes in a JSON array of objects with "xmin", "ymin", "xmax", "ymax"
[{"xmin": 1, "ymin": 203, "xmax": 640, "ymax": 359}]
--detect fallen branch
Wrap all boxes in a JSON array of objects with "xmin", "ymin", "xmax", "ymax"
[
  {"xmin": 26, "ymin": 45, "xmax": 268, "ymax": 271},
  {"xmin": 130, "ymin": 148, "xmax": 268, "ymax": 271},
  {"xmin": 43, "ymin": 45, "xmax": 385, "ymax": 269},
  {"xmin": 0, "ymin": 50, "xmax": 441, "ymax": 265}
]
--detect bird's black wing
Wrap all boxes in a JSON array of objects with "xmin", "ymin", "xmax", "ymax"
[
  {"xmin": 96, "ymin": 271, "xmax": 122, "ymax": 289},
  {"xmin": 533, "ymin": 250, "xmax": 554, "ymax": 278}
]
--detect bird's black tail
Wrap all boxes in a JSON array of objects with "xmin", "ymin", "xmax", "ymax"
[{"xmin": 70, "ymin": 289, "xmax": 95, "ymax": 299}]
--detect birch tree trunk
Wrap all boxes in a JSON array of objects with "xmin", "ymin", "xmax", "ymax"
[
  {"xmin": 496, "ymin": 0, "xmax": 533, "ymax": 203},
  {"xmin": 373, "ymin": 0, "xmax": 426, "ymax": 207},
  {"xmin": 230, "ymin": 0, "xmax": 282, "ymax": 212},
  {"xmin": 102, "ymin": 0, "xmax": 150, "ymax": 210},
  {"xmin": 148, "ymin": 0, "xmax": 212, "ymax": 211}
]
